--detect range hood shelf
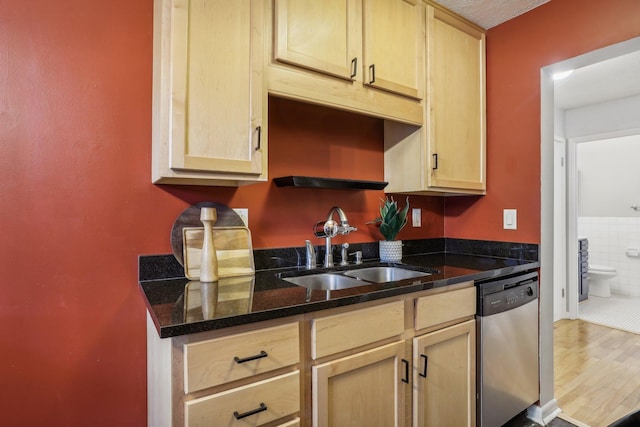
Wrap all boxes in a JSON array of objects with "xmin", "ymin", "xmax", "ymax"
[{"xmin": 273, "ymin": 176, "xmax": 388, "ymax": 190}]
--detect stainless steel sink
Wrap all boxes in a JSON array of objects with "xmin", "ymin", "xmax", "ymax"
[
  {"xmin": 282, "ymin": 266, "xmax": 432, "ymax": 291},
  {"xmin": 283, "ymin": 273, "xmax": 365, "ymax": 291},
  {"xmin": 342, "ymin": 266, "xmax": 430, "ymax": 283}
]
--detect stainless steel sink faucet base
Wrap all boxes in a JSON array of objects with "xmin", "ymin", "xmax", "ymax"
[{"xmin": 313, "ymin": 206, "xmax": 358, "ymax": 268}]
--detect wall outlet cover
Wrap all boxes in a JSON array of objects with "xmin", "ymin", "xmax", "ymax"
[{"xmin": 412, "ymin": 208, "xmax": 422, "ymax": 227}]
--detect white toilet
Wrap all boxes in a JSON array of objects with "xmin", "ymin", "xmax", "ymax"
[{"xmin": 588, "ymin": 264, "xmax": 617, "ymax": 297}]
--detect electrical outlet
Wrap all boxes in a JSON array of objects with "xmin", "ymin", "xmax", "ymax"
[
  {"xmin": 233, "ymin": 208, "xmax": 249, "ymax": 226},
  {"xmin": 412, "ymin": 208, "xmax": 422, "ymax": 227},
  {"xmin": 503, "ymin": 209, "xmax": 517, "ymax": 230}
]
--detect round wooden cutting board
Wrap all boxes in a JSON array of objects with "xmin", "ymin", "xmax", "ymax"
[{"xmin": 170, "ymin": 202, "xmax": 244, "ymax": 266}]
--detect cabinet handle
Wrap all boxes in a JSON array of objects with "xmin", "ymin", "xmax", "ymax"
[
  {"xmin": 234, "ymin": 350, "xmax": 268, "ymax": 364},
  {"xmin": 233, "ymin": 402, "xmax": 267, "ymax": 420},
  {"xmin": 369, "ymin": 64, "xmax": 375, "ymax": 84},
  {"xmin": 351, "ymin": 57, "xmax": 358, "ymax": 79},
  {"xmin": 255, "ymin": 126, "xmax": 262, "ymax": 151},
  {"xmin": 419, "ymin": 354, "xmax": 428, "ymax": 378},
  {"xmin": 432, "ymin": 153, "xmax": 438, "ymax": 170},
  {"xmin": 401, "ymin": 359, "xmax": 410, "ymax": 384}
]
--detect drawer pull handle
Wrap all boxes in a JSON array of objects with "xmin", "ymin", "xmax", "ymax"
[
  {"xmin": 234, "ymin": 350, "xmax": 268, "ymax": 364},
  {"xmin": 350, "ymin": 57, "xmax": 358, "ymax": 79},
  {"xmin": 233, "ymin": 402, "xmax": 267, "ymax": 420},
  {"xmin": 369, "ymin": 64, "xmax": 376, "ymax": 84},
  {"xmin": 419, "ymin": 354, "xmax": 428, "ymax": 378},
  {"xmin": 401, "ymin": 359, "xmax": 410, "ymax": 384}
]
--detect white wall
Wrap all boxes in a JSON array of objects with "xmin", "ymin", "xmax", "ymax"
[
  {"xmin": 576, "ymin": 134, "xmax": 640, "ymax": 217},
  {"xmin": 576, "ymin": 133, "xmax": 640, "ymax": 296},
  {"xmin": 565, "ymin": 94, "xmax": 640, "ymax": 138},
  {"xmin": 553, "ymin": 108, "xmax": 567, "ymax": 138},
  {"xmin": 554, "ymin": 106, "xmax": 566, "ymax": 137}
]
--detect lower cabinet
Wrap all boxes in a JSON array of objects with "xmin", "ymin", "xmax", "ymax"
[
  {"xmin": 147, "ymin": 318, "xmax": 302, "ymax": 427},
  {"xmin": 185, "ymin": 371, "xmax": 300, "ymax": 427},
  {"xmin": 307, "ymin": 286, "xmax": 476, "ymax": 427},
  {"xmin": 312, "ymin": 341, "xmax": 407, "ymax": 427},
  {"xmin": 413, "ymin": 320, "xmax": 476, "ymax": 427},
  {"xmin": 309, "ymin": 300, "xmax": 407, "ymax": 427},
  {"xmin": 148, "ymin": 284, "xmax": 476, "ymax": 427}
]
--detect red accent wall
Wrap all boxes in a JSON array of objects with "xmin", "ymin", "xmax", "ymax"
[
  {"xmin": 0, "ymin": 3, "xmax": 441, "ymax": 425},
  {"xmin": 2, "ymin": 0, "xmax": 639, "ymax": 425},
  {"xmin": 444, "ymin": 0, "xmax": 640, "ymax": 244}
]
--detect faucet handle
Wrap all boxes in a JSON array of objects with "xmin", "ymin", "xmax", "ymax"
[{"xmin": 338, "ymin": 224, "xmax": 358, "ymax": 235}]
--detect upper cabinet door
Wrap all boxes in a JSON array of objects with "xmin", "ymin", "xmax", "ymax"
[
  {"xmin": 426, "ymin": 4, "xmax": 486, "ymax": 192},
  {"xmin": 152, "ymin": 0, "xmax": 266, "ymax": 185},
  {"xmin": 273, "ymin": 0, "xmax": 361, "ymax": 81},
  {"xmin": 362, "ymin": 0, "xmax": 423, "ymax": 100}
]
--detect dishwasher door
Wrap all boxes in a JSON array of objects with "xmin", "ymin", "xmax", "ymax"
[{"xmin": 477, "ymin": 272, "xmax": 539, "ymax": 427}]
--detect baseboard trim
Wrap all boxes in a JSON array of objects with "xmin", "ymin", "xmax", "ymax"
[{"xmin": 527, "ymin": 399, "xmax": 562, "ymax": 425}]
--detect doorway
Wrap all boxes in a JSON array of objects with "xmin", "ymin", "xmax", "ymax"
[{"xmin": 541, "ymin": 36, "xmax": 640, "ymax": 422}]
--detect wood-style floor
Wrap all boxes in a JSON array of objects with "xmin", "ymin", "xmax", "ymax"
[{"xmin": 554, "ymin": 319, "xmax": 640, "ymax": 426}]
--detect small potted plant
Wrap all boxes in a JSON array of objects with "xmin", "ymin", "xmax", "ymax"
[{"xmin": 370, "ymin": 196, "xmax": 409, "ymax": 262}]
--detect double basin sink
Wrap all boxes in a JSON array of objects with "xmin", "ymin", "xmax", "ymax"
[{"xmin": 282, "ymin": 266, "xmax": 432, "ymax": 291}]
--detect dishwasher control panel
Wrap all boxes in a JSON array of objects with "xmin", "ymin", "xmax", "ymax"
[{"xmin": 477, "ymin": 271, "xmax": 538, "ymax": 316}]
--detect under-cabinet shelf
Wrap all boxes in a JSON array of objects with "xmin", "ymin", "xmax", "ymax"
[{"xmin": 273, "ymin": 176, "xmax": 388, "ymax": 190}]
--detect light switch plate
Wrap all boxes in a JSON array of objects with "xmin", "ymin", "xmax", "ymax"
[
  {"xmin": 503, "ymin": 209, "xmax": 517, "ymax": 230},
  {"xmin": 412, "ymin": 208, "xmax": 422, "ymax": 227}
]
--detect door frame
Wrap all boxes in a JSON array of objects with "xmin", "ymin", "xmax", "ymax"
[{"xmin": 540, "ymin": 36, "xmax": 640, "ymax": 424}]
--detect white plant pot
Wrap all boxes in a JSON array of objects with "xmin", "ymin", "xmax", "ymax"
[{"xmin": 379, "ymin": 240, "xmax": 402, "ymax": 263}]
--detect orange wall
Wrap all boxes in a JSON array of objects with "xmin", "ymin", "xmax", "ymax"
[
  {"xmin": 165, "ymin": 97, "xmax": 445, "ymax": 248},
  {"xmin": 0, "ymin": 2, "xmax": 442, "ymax": 425},
  {"xmin": 444, "ymin": 0, "xmax": 640, "ymax": 244},
  {"xmin": 2, "ymin": 0, "xmax": 639, "ymax": 425}
]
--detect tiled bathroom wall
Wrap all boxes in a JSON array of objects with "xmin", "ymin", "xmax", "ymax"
[{"xmin": 578, "ymin": 216, "xmax": 640, "ymax": 296}]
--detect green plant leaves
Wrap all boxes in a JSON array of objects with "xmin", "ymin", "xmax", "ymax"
[{"xmin": 374, "ymin": 196, "xmax": 409, "ymax": 241}]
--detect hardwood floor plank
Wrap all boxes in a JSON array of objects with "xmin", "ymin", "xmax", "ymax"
[{"xmin": 554, "ymin": 319, "xmax": 640, "ymax": 427}]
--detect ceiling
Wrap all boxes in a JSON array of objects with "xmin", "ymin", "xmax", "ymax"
[
  {"xmin": 432, "ymin": 0, "xmax": 640, "ymax": 110},
  {"xmin": 553, "ymin": 50, "xmax": 640, "ymax": 110},
  {"xmin": 432, "ymin": 0, "xmax": 550, "ymax": 30}
]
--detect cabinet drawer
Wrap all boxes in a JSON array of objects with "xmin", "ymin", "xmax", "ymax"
[
  {"xmin": 311, "ymin": 300, "xmax": 404, "ymax": 359},
  {"xmin": 185, "ymin": 371, "xmax": 300, "ymax": 427},
  {"xmin": 415, "ymin": 286, "xmax": 476, "ymax": 331},
  {"xmin": 184, "ymin": 323, "xmax": 299, "ymax": 393}
]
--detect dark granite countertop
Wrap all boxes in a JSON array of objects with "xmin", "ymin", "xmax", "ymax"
[{"xmin": 140, "ymin": 240, "xmax": 539, "ymax": 338}]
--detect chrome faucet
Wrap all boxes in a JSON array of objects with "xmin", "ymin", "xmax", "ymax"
[{"xmin": 314, "ymin": 207, "xmax": 358, "ymax": 268}]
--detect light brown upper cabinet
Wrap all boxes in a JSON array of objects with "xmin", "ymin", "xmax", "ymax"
[
  {"xmin": 268, "ymin": 0, "xmax": 424, "ymax": 125},
  {"xmin": 152, "ymin": 0, "xmax": 267, "ymax": 186},
  {"xmin": 384, "ymin": 2, "xmax": 486, "ymax": 195},
  {"xmin": 362, "ymin": 0, "xmax": 422, "ymax": 99}
]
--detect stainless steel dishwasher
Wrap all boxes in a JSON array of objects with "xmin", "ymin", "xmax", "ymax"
[{"xmin": 476, "ymin": 271, "xmax": 539, "ymax": 427}]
